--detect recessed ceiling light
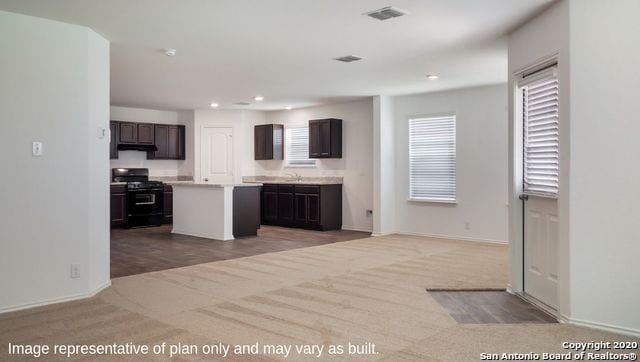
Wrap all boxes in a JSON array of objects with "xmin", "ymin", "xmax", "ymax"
[
  {"xmin": 164, "ymin": 49, "xmax": 177, "ymax": 57},
  {"xmin": 210, "ymin": 102, "xmax": 219, "ymax": 108},
  {"xmin": 254, "ymin": 96, "xmax": 264, "ymax": 101},
  {"xmin": 285, "ymin": 106, "xmax": 292, "ymax": 110},
  {"xmin": 426, "ymin": 74, "xmax": 439, "ymax": 80}
]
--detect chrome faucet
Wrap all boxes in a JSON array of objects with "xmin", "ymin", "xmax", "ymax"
[{"xmin": 284, "ymin": 172, "xmax": 303, "ymax": 182}]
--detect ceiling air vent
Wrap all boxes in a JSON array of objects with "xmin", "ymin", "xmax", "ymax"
[
  {"xmin": 234, "ymin": 102, "xmax": 251, "ymax": 106},
  {"xmin": 334, "ymin": 55, "xmax": 363, "ymax": 63},
  {"xmin": 363, "ymin": 6, "xmax": 408, "ymax": 21}
]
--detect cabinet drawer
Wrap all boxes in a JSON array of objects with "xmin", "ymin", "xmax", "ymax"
[
  {"xmin": 295, "ymin": 185, "xmax": 320, "ymax": 194},
  {"xmin": 278, "ymin": 184, "xmax": 294, "ymax": 193},
  {"xmin": 262, "ymin": 184, "xmax": 278, "ymax": 192},
  {"xmin": 111, "ymin": 185, "xmax": 126, "ymax": 194}
]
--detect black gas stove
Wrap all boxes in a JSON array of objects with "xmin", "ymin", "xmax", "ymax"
[
  {"xmin": 112, "ymin": 168, "xmax": 164, "ymax": 228},
  {"xmin": 126, "ymin": 181, "xmax": 164, "ymax": 191}
]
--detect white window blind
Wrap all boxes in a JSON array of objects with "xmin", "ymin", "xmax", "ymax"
[
  {"xmin": 523, "ymin": 70, "xmax": 559, "ymax": 196},
  {"xmin": 409, "ymin": 115, "xmax": 456, "ymax": 202},
  {"xmin": 286, "ymin": 127, "xmax": 315, "ymax": 166}
]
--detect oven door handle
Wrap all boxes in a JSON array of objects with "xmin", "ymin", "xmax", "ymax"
[{"xmin": 134, "ymin": 194, "xmax": 156, "ymax": 205}]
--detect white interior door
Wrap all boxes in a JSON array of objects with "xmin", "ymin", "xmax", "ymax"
[
  {"xmin": 520, "ymin": 66, "xmax": 560, "ymax": 310},
  {"xmin": 524, "ymin": 195, "xmax": 558, "ymax": 309},
  {"xmin": 200, "ymin": 127, "xmax": 233, "ymax": 184}
]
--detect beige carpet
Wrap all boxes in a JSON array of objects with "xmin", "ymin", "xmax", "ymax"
[{"xmin": 1, "ymin": 234, "xmax": 637, "ymax": 361}]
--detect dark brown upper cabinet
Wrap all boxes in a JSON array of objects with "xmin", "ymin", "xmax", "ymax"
[
  {"xmin": 112, "ymin": 121, "xmax": 185, "ymax": 160},
  {"xmin": 109, "ymin": 121, "xmax": 119, "ymax": 159},
  {"xmin": 118, "ymin": 122, "xmax": 138, "ymax": 144},
  {"xmin": 148, "ymin": 124, "xmax": 185, "ymax": 160},
  {"xmin": 254, "ymin": 124, "xmax": 284, "ymax": 160},
  {"xmin": 309, "ymin": 118, "xmax": 342, "ymax": 158},
  {"xmin": 137, "ymin": 123, "xmax": 155, "ymax": 145},
  {"xmin": 119, "ymin": 122, "xmax": 154, "ymax": 145}
]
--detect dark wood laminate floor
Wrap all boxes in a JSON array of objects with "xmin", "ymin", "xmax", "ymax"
[
  {"xmin": 429, "ymin": 290, "xmax": 557, "ymax": 324},
  {"xmin": 110, "ymin": 224, "xmax": 370, "ymax": 278}
]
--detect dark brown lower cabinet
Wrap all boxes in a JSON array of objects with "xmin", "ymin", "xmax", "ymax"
[
  {"xmin": 261, "ymin": 183, "xmax": 342, "ymax": 231},
  {"xmin": 233, "ymin": 186, "xmax": 261, "ymax": 237},
  {"xmin": 295, "ymin": 193, "xmax": 320, "ymax": 226},
  {"xmin": 163, "ymin": 185, "xmax": 173, "ymax": 224},
  {"xmin": 277, "ymin": 185, "xmax": 295, "ymax": 222},
  {"xmin": 261, "ymin": 185, "xmax": 278, "ymax": 224},
  {"xmin": 110, "ymin": 185, "xmax": 126, "ymax": 227}
]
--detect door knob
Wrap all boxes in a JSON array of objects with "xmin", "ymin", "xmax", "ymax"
[{"xmin": 519, "ymin": 194, "xmax": 529, "ymax": 201}]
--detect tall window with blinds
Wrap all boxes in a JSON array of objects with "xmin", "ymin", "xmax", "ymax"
[
  {"xmin": 522, "ymin": 70, "xmax": 559, "ymax": 196},
  {"xmin": 285, "ymin": 127, "xmax": 316, "ymax": 166},
  {"xmin": 408, "ymin": 115, "xmax": 456, "ymax": 202}
]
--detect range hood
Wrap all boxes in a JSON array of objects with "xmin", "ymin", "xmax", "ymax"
[{"xmin": 117, "ymin": 144, "xmax": 158, "ymax": 152}]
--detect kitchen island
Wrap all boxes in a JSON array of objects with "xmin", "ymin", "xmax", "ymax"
[{"xmin": 169, "ymin": 183, "xmax": 261, "ymax": 240}]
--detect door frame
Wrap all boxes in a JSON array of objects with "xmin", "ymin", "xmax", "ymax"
[
  {"xmin": 508, "ymin": 54, "xmax": 560, "ymax": 317},
  {"xmin": 199, "ymin": 125, "xmax": 234, "ymax": 184}
]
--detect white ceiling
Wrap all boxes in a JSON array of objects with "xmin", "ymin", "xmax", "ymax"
[{"xmin": 0, "ymin": 0, "xmax": 553, "ymax": 111}]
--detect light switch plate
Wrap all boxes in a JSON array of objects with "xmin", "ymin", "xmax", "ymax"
[
  {"xmin": 32, "ymin": 141, "xmax": 43, "ymax": 156},
  {"xmin": 97, "ymin": 126, "xmax": 107, "ymax": 140}
]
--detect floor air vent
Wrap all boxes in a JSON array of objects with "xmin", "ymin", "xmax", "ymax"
[{"xmin": 363, "ymin": 6, "xmax": 408, "ymax": 21}]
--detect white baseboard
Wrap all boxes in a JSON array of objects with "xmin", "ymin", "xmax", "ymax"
[
  {"xmin": 371, "ymin": 232, "xmax": 394, "ymax": 237},
  {"xmin": 393, "ymin": 231, "xmax": 508, "ymax": 245},
  {"xmin": 562, "ymin": 315, "xmax": 640, "ymax": 338},
  {"xmin": 0, "ymin": 280, "xmax": 111, "ymax": 315},
  {"xmin": 506, "ymin": 284, "xmax": 514, "ymax": 294},
  {"xmin": 341, "ymin": 225, "xmax": 373, "ymax": 233},
  {"xmin": 172, "ymin": 229, "xmax": 232, "ymax": 241}
]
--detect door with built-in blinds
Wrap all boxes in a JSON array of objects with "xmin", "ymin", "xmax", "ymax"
[{"xmin": 520, "ymin": 66, "xmax": 559, "ymax": 310}]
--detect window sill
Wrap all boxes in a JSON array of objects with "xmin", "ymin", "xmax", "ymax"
[{"xmin": 407, "ymin": 198, "xmax": 457, "ymax": 205}]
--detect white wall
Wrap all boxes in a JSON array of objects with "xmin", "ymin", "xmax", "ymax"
[
  {"xmin": 372, "ymin": 96, "xmax": 396, "ymax": 235},
  {"xmin": 87, "ymin": 24, "xmax": 111, "ymax": 290},
  {"xmin": 567, "ymin": 0, "xmax": 640, "ymax": 335},
  {"xmin": 261, "ymin": 99, "xmax": 374, "ymax": 232},
  {"xmin": 391, "ymin": 85, "xmax": 509, "ymax": 243},
  {"xmin": 0, "ymin": 11, "xmax": 110, "ymax": 312},
  {"xmin": 109, "ymin": 106, "xmax": 194, "ymax": 177}
]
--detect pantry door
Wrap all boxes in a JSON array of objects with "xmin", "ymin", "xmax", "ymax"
[{"xmin": 200, "ymin": 127, "xmax": 233, "ymax": 184}]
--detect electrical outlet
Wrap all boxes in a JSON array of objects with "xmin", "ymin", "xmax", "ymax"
[
  {"xmin": 464, "ymin": 221, "xmax": 471, "ymax": 230},
  {"xmin": 32, "ymin": 141, "xmax": 43, "ymax": 156},
  {"xmin": 70, "ymin": 264, "xmax": 80, "ymax": 279}
]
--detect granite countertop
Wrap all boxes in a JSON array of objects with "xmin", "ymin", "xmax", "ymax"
[
  {"xmin": 242, "ymin": 176, "xmax": 343, "ymax": 185},
  {"xmin": 110, "ymin": 175, "xmax": 193, "ymax": 186},
  {"xmin": 162, "ymin": 180, "xmax": 196, "ymax": 185},
  {"xmin": 168, "ymin": 182, "xmax": 262, "ymax": 188}
]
